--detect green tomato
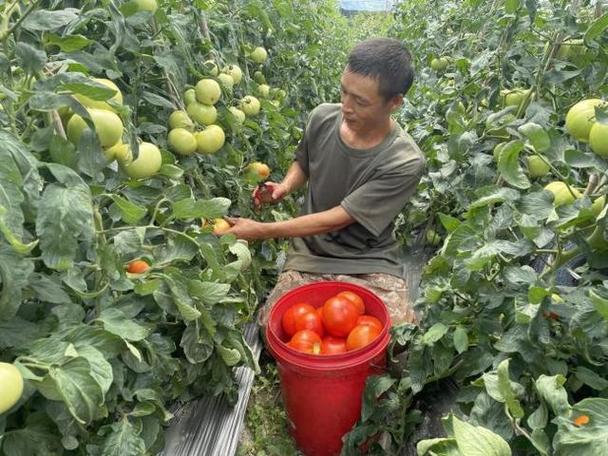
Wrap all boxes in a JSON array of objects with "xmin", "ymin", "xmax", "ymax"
[
  {"xmin": 0, "ymin": 362, "xmax": 24, "ymax": 414},
  {"xmin": 168, "ymin": 128, "xmax": 198, "ymax": 156},
  {"xmin": 239, "ymin": 95, "xmax": 261, "ymax": 117},
  {"xmin": 222, "ymin": 65, "xmax": 243, "ymax": 85},
  {"xmin": 544, "ymin": 181, "xmax": 582, "ymax": 207},
  {"xmin": 228, "ymin": 107, "xmax": 246, "ymax": 123},
  {"xmin": 168, "ymin": 110, "xmax": 194, "ymax": 130},
  {"xmin": 187, "ymin": 102, "xmax": 217, "ymax": 125},
  {"xmin": 527, "ymin": 155, "xmax": 551, "ymax": 178},
  {"xmin": 195, "ymin": 125, "xmax": 225, "ymax": 154},
  {"xmin": 184, "ymin": 89, "xmax": 197, "ymax": 106},
  {"xmin": 257, "ymin": 84, "xmax": 270, "ymax": 98},
  {"xmin": 195, "ymin": 79, "xmax": 221, "ymax": 105},
  {"xmin": 250, "ymin": 47, "xmax": 268, "ymax": 64},
  {"xmin": 589, "ymin": 122, "xmax": 608, "ymax": 157},
  {"xmin": 121, "ymin": 142, "xmax": 163, "ymax": 179},
  {"xmin": 217, "ymin": 73, "xmax": 234, "ymax": 91},
  {"xmin": 67, "ymin": 108, "xmax": 123, "ymax": 148},
  {"xmin": 202, "ymin": 60, "xmax": 219, "ymax": 76},
  {"xmin": 565, "ymin": 99, "xmax": 604, "ymax": 143}
]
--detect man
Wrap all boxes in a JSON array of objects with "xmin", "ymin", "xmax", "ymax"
[{"xmin": 225, "ymin": 38, "xmax": 425, "ymax": 327}]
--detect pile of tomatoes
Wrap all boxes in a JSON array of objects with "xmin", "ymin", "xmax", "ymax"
[{"xmin": 281, "ymin": 290, "xmax": 384, "ymax": 355}]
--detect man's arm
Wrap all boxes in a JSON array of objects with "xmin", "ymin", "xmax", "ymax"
[{"xmin": 225, "ymin": 206, "xmax": 355, "ymax": 241}]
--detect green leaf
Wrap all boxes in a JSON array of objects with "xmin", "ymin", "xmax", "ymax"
[
  {"xmin": 36, "ymin": 358, "xmax": 104, "ymax": 424},
  {"xmin": 554, "ymin": 398, "xmax": 608, "ymax": 455},
  {"xmin": 0, "ymin": 206, "xmax": 38, "ymax": 254},
  {"xmin": 180, "ymin": 323, "xmax": 213, "ymax": 364},
  {"xmin": 100, "ymin": 417, "xmax": 146, "ymax": 456},
  {"xmin": 27, "ymin": 273, "xmax": 71, "ymax": 304},
  {"xmin": 422, "ymin": 323, "xmax": 449, "ymax": 346},
  {"xmin": 439, "ymin": 213, "xmax": 461, "ymax": 232},
  {"xmin": 109, "ymin": 195, "xmax": 147, "ymax": 224},
  {"xmin": 36, "ymin": 183, "xmax": 94, "ymax": 270},
  {"xmin": 574, "ymin": 366, "xmax": 608, "ymax": 391},
  {"xmin": 188, "ymin": 281, "xmax": 230, "ymax": 305},
  {"xmin": 589, "ymin": 289, "xmax": 608, "ymax": 321},
  {"xmin": 97, "ymin": 308, "xmax": 151, "ymax": 342},
  {"xmin": 497, "ymin": 359, "xmax": 524, "ymax": 419},
  {"xmin": 44, "ymin": 34, "xmax": 93, "ymax": 52},
  {"xmin": 22, "ymin": 8, "xmax": 80, "ymax": 31},
  {"xmin": 15, "ymin": 42, "xmax": 47, "ymax": 74},
  {"xmin": 517, "ymin": 123, "xmax": 550, "ymax": 152},
  {"xmin": 172, "ymin": 197, "xmax": 231, "ymax": 220},
  {"xmin": 453, "ymin": 327, "xmax": 469, "ymax": 354},
  {"xmin": 468, "ymin": 187, "xmax": 520, "ymax": 211},
  {"xmin": 584, "ymin": 12, "xmax": 608, "ymax": 44},
  {"xmin": 0, "ymin": 413, "xmax": 62, "ymax": 455},
  {"xmin": 75, "ymin": 346, "xmax": 114, "ymax": 397},
  {"xmin": 535, "ymin": 374, "xmax": 571, "ymax": 417},
  {"xmin": 142, "ymin": 91, "xmax": 175, "ymax": 109},
  {"xmin": 417, "ymin": 437, "xmax": 460, "ymax": 456},
  {"xmin": 527, "ymin": 402, "xmax": 548, "ymax": 430},
  {"xmin": 165, "ymin": 276, "xmax": 201, "ymax": 321},
  {"xmin": 452, "ymin": 415, "xmax": 512, "ymax": 456},
  {"xmin": 497, "ymin": 140, "xmax": 530, "ymax": 189},
  {"xmin": 0, "ymin": 247, "xmax": 35, "ymax": 320}
]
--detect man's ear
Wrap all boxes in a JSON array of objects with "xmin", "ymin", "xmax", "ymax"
[{"xmin": 389, "ymin": 95, "xmax": 403, "ymax": 113}]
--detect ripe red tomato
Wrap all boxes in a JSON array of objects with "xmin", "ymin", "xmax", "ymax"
[
  {"xmin": 322, "ymin": 296, "xmax": 359, "ymax": 337},
  {"xmin": 282, "ymin": 302, "xmax": 315, "ymax": 338},
  {"xmin": 356, "ymin": 315, "xmax": 383, "ymax": 333},
  {"xmin": 320, "ymin": 336, "xmax": 347, "ymax": 355},
  {"xmin": 346, "ymin": 324, "xmax": 380, "ymax": 351},
  {"xmin": 288, "ymin": 329, "xmax": 321, "ymax": 354},
  {"xmin": 337, "ymin": 291, "xmax": 365, "ymax": 315},
  {"xmin": 294, "ymin": 310, "xmax": 324, "ymax": 338},
  {"xmin": 126, "ymin": 259, "xmax": 149, "ymax": 274},
  {"xmin": 316, "ymin": 306, "xmax": 324, "ymax": 321}
]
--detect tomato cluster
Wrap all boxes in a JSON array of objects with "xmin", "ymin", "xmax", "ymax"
[{"xmin": 281, "ymin": 291, "xmax": 383, "ymax": 355}]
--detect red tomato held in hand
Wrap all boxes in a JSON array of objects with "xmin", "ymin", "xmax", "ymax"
[
  {"xmin": 346, "ymin": 324, "xmax": 380, "ymax": 351},
  {"xmin": 320, "ymin": 336, "xmax": 347, "ymax": 355},
  {"xmin": 295, "ymin": 310, "xmax": 325, "ymax": 338},
  {"xmin": 356, "ymin": 315, "xmax": 383, "ymax": 333},
  {"xmin": 322, "ymin": 296, "xmax": 359, "ymax": 337},
  {"xmin": 288, "ymin": 329, "xmax": 322, "ymax": 354},
  {"xmin": 337, "ymin": 291, "xmax": 365, "ymax": 315},
  {"xmin": 282, "ymin": 302, "xmax": 315, "ymax": 338}
]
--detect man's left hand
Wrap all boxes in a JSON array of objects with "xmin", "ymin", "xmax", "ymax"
[{"xmin": 224, "ymin": 217, "xmax": 268, "ymax": 241}]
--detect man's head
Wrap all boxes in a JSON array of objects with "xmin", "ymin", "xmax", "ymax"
[
  {"xmin": 340, "ymin": 38, "xmax": 414, "ymax": 134},
  {"xmin": 346, "ymin": 38, "xmax": 415, "ymax": 101}
]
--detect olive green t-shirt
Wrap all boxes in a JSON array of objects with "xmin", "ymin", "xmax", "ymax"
[{"xmin": 283, "ymin": 103, "xmax": 425, "ymax": 277}]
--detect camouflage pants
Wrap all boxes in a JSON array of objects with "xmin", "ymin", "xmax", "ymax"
[{"xmin": 257, "ymin": 270, "xmax": 419, "ymax": 328}]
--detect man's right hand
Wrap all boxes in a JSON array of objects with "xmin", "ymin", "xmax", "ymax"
[{"xmin": 252, "ymin": 182, "xmax": 288, "ymax": 208}]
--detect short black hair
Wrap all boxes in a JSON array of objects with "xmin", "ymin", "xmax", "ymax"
[{"xmin": 346, "ymin": 38, "xmax": 415, "ymax": 100}]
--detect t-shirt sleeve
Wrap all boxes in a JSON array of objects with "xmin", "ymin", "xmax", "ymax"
[
  {"xmin": 341, "ymin": 153, "xmax": 425, "ymax": 237},
  {"xmin": 295, "ymin": 107, "xmax": 321, "ymax": 177}
]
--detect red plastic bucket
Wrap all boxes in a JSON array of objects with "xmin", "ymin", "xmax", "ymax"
[{"xmin": 265, "ymin": 281, "xmax": 390, "ymax": 456}]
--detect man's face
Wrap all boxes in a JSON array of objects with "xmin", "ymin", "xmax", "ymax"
[{"xmin": 339, "ymin": 67, "xmax": 401, "ymax": 133}]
